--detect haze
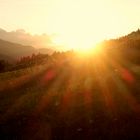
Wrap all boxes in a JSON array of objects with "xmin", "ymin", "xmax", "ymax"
[{"xmin": 0, "ymin": 0, "xmax": 140, "ymax": 50}]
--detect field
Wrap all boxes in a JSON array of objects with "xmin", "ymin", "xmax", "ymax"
[{"xmin": 0, "ymin": 52, "xmax": 140, "ymax": 140}]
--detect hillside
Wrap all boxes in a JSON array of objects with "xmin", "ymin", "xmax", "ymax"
[
  {"xmin": 0, "ymin": 38, "xmax": 54, "ymax": 61},
  {"xmin": 0, "ymin": 39, "xmax": 35, "ymax": 58},
  {"xmin": 101, "ymin": 29, "xmax": 140, "ymax": 48},
  {"xmin": 99, "ymin": 29, "xmax": 140, "ymax": 64},
  {"xmin": 0, "ymin": 31, "xmax": 140, "ymax": 140}
]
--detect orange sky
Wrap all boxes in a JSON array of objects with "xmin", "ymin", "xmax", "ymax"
[{"xmin": 0, "ymin": 0, "xmax": 140, "ymax": 50}]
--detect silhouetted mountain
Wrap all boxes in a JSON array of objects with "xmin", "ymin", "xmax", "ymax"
[
  {"xmin": 0, "ymin": 38, "xmax": 54, "ymax": 62},
  {"xmin": 0, "ymin": 39, "xmax": 35, "ymax": 57}
]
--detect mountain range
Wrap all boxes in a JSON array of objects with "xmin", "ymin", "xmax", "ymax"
[
  {"xmin": 0, "ymin": 38, "xmax": 54, "ymax": 62},
  {"xmin": 0, "ymin": 28, "xmax": 140, "ymax": 62}
]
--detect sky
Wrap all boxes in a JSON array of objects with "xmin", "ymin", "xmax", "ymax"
[{"xmin": 0, "ymin": 0, "xmax": 140, "ymax": 50}]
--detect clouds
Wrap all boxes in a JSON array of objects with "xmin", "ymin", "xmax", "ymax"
[{"xmin": 0, "ymin": 28, "xmax": 54, "ymax": 49}]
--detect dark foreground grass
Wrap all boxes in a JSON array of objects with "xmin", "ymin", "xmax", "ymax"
[{"xmin": 0, "ymin": 55, "xmax": 140, "ymax": 140}]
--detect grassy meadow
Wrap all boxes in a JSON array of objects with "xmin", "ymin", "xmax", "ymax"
[{"xmin": 0, "ymin": 49, "xmax": 140, "ymax": 140}]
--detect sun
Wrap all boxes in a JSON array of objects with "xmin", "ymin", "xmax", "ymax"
[
  {"xmin": 46, "ymin": 0, "xmax": 109, "ymax": 52},
  {"xmin": 46, "ymin": 0, "xmax": 120, "ymax": 52},
  {"xmin": 52, "ymin": 33, "xmax": 100, "ymax": 53}
]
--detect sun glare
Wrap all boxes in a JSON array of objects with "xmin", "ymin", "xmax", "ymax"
[
  {"xmin": 47, "ymin": 0, "xmax": 112, "ymax": 52},
  {"xmin": 52, "ymin": 33, "xmax": 100, "ymax": 53}
]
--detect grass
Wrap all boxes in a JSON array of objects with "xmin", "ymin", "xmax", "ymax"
[{"xmin": 0, "ymin": 54, "xmax": 140, "ymax": 140}]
